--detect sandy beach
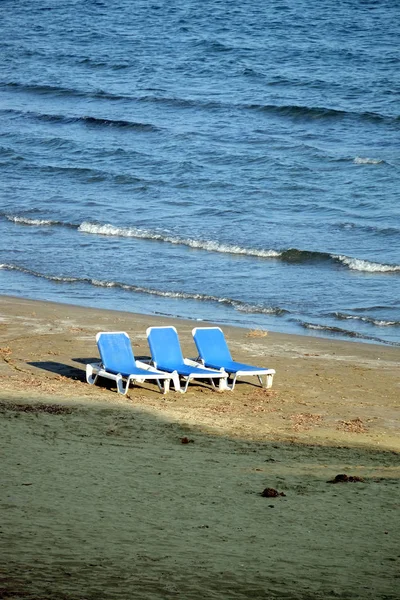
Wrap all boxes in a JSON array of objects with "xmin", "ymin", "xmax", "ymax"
[{"xmin": 0, "ymin": 295, "xmax": 399, "ymax": 600}]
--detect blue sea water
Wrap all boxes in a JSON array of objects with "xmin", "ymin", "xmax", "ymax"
[{"xmin": 1, "ymin": 0, "xmax": 399, "ymax": 345}]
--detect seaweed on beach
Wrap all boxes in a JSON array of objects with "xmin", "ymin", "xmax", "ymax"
[{"xmin": 0, "ymin": 399, "xmax": 73, "ymax": 415}]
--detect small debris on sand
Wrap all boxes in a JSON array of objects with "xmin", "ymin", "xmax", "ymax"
[
  {"xmin": 261, "ymin": 487, "xmax": 286, "ymax": 497},
  {"xmin": 337, "ymin": 417, "xmax": 367, "ymax": 433},
  {"xmin": 246, "ymin": 329, "xmax": 268, "ymax": 338},
  {"xmin": 327, "ymin": 474, "xmax": 365, "ymax": 484}
]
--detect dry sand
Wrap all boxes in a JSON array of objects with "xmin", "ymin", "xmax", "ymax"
[{"xmin": 0, "ymin": 295, "xmax": 399, "ymax": 600}]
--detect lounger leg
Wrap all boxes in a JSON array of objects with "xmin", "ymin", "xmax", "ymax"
[
  {"xmin": 181, "ymin": 377, "xmax": 191, "ymax": 393},
  {"xmin": 86, "ymin": 364, "xmax": 99, "ymax": 386},
  {"xmin": 171, "ymin": 372, "xmax": 181, "ymax": 392},
  {"xmin": 116, "ymin": 374, "xmax": 130, "ymax": 395},
  {"xmin": 218, "ymin": 377, "xmax": 230, "ymax": 391},
  {"xmin": 257, "ymin": 375, "xmax": 263, "ymax": 387},
  {"xmin": 161, "ymin": 378, "xmax": 170, "ymax": 394},
  {"xmin": 154, "ymin": 378, "xmax": 163, "ymax": 393},
  {"xmin": 230, "ymin": 373, "xmax": 238, "ymax": 391},
  {"xmin": 265, "ymin": 374, "xmax": 274, "ymax": 389}
]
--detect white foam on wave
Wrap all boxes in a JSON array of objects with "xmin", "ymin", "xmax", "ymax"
[
  {"xmin": 335, "ymin": 255, "xmax": 400, "ymax": 273},
  {"xmin": 353, "ymin": 156, "xmax": 383, "ymax": 165},
  {"xmin": 8, "ymin": 217, "xmax": 399, "ymax": 276},
  {"xmin": 78, "ymin": 221, "xmax": 281, "ymax": 258},
  {"xmin": 233, "ymin": 303, "xmax": 284, "ymax": 315},
  {"xmin": 6, "ymin": 215, "xmax": 57, "ymax": 226},
  {"xmin": 302, "ymin": 323, "xmax": 326, "ymax": 331},
  {"xmin": 334, "ymin": 312, "xmax": 399, "ymax": 327}
]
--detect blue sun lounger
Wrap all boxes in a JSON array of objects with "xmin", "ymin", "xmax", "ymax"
[
  {"xmin": 192, "ymin": 327, "xmax": 275, "ymax": 390},
  {"xmin": 146, "ymin": 326, "xmax": 229, "ymax": 393},
  {"xmin": 86, "ymin": 331, "xmax": 180, "ymax": 395}
]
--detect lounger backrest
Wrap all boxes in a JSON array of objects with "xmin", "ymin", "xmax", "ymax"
[
  {"xmin": 192, "ymin": 327, "xmax": 232, "ymax": 364},
  {"xmin": 96, "ymin": 332, "xmax": 136, "ymax": 375},
  {"xmin": 146, "ymin": 326, "xmax": 184, "ymax": 369}
]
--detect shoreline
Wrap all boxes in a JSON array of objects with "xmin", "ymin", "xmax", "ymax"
[
  {"xmin": 0, "ymin": 293, "xmax": 399, "ymax": 450},
  {"xmin": 2, "ymin": 283, "xmax": 400, "ymax": 348},
  {"xmin": 0, "ymin": 291, "xmax": 398, "ymax": 349},
  {"xmin": 1, "ymin": 293, "xmax": 399, "ymax": 599}
]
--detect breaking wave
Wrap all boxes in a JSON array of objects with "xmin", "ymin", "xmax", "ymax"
[
  {"xmin": 77, "ymin": 222, "xmax": 281, "ymax": 258},
  {"xmin": 5, "ymin": 215, "xmax": 61, "ymax": 226},
  {"xmin": 334, "ymin": 255, "xmax": 400, "ymax": 273},
  {"xmin": 77, "ymin": 224, "xmax": 400, "ymax": 272},
  {"xmin": 299, "ymin": 321, "xmax": 399, "ymax": 345},
  {"xmin": 332, "ymin": 312, "xmax": 400, "ymax": 327},
  {"xmin": 0, "ymin": 263, "xmax": 287, "ymax": 317},
  {"xmin": 353, "ymin": 156, "xmax": 384, "ymax": 165},
  {"xmin": 4, "ymin": 215, "xmax": 400, "ymax": 274}
]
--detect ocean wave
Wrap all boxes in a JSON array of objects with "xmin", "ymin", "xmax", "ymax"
[
  {"xmin": 0, "ymin": 81, "xmax": 221, "ymax": 110},
  {"xmin": 335, "ymin": 222, "xmax": 400, "ymax": 237},
  {"xmin": 279, "ymin": 248, "xmax": 332, "ymax": 263},
  {"xmin": 0, "ymin": 263, "xmax": 286, "ymax": 317},
  {"xmin": 195, "ymin": 39, "xmax": 234, "ymax": 53},
  {"xmin": 353, "ymin": 156, "xmax": 384, "ymax": 165},
  {"xmin": 2, "ymin": 80, "xmax": 399, "ymax": 125},
  {"xmin": 0, "ymin": 80, "xmax": 91, "ymax": 97},
  {"xmin": 299, "ymin": 321, "xmax": 398, "ymax": 345},
  {"xmin": 135, "ymin": 94, "xmax": 222, "ymax": 110},
  {"xmin": 3, "ymin": 160, "xmax": 147, "ymax": 185},
  {"xmin": 5, "ymin": 215, "xmax": 61, "ymax": 226},
  {"xmin": 0, "ymin": 146, "xmax": 24, "ymax": 161},
  {"xmin": 332, "ymin": 312, "xmax": 400, "ymax": 327},
  {"xmin": 0, "ymin": 80, "xmax": 203, "ymax": 109},
  {"xmin": 21, "ymin": 164, "xmax": 145, "ymax": 185},
  {"xmin": 77, "ymin": 222, "xmax": 282, "ymax": 258},
  {"xmin": 81, "ymin": 116, "xmax": 159, "ymax": 131},
  {"xmin": 349, "ymin": 304, "xmax": 400, "ymax": 313},
  {"xmin": 245, "ymin": 102, "xmax": 398, "ymax": 124},
  {"xmin": 334, "ymin": 255, "xmax": 400, "ymax": 273},
  {"xmin": 77, "ymin": 57, "xmax": 130, "ymax": 70},
  {"xmin": 4, "ymin": 216, "xmax": 400, "ymax": 274},
  {"xmin": 0, "ymin": 80, "xmax": 128, "ymax": 102},
  {"xmin": 1, "ymin": 107, "xmax": 160, "ymax": 131},
  {"xmin": 278, "ymin": 249, "xmax": 400, "ymax": 273},
  {"xmin": 301, "ymin": 321, "xmax": 364, "ymax": 338}
]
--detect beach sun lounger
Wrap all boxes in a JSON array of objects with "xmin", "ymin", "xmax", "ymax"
[
  {"xmin": 86, "ymin": 331, "xmax": 180, "ymax": 395},
  {"xmin": 192, "ymin": 327, "xmax": 275, "ymax": 390},
  {"xmin": 146, "ymin": 326, "xmax": 229, "ymax": 393}
]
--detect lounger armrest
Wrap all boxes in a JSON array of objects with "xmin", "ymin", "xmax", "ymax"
[
  {"xmin": 233, "ymin": 368, "xmax": 276, "ymax": 376},
  {"xmin": 87, "ymin": 362, "xmax": 102, "ymax": 369},
  {"xmin": 135, "ymin": 356, "xmax": 152, "ymax": 365},
  {"xmin": 135, "ymin": 360, "xmax": 166, "ymax": 373},
  {"xmin": 183, "ymin": 358, "xmax": 223, "ymax": 371}
]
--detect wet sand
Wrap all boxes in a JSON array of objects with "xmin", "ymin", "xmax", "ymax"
[{"xmin": 0, "ymin": 295, "xmax": 399, "ymax": 599}]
